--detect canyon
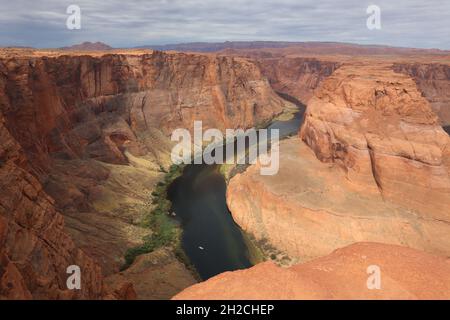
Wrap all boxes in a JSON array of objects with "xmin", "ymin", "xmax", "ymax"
[
  {"xmin": 0, "ymin": 48, "xmax": 289, "ymax": 299},
  {"xmin": 176, "ymin": 49, "xmax": 450, "ymax": 299},
  {"xmin": 393, "ymin": 63, "xmax": 450, "ymax": 126},
  {"xmin": 1, "ymin": 43, "xmax": 450, "ymax": 299}
]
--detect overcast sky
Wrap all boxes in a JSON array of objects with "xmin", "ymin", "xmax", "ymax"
[{"xmin": 1, "ymin": 0, "xmax": 449, "ymax": 49}]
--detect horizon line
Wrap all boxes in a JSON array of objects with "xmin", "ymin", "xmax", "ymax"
[{"xmin": 2, "ymin": 40, "xmax": 449, "ymax": 52}]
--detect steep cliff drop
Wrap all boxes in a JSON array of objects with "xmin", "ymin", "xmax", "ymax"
[
  {"xmin": 393, "ymin": 63, "xmax": 450, "ymax": 126},
  {"xmin": 300, "ymin": 63, "xmax": 450, "ymax": 220},
  {"xmin": 173, "ymin": 61, "xmax": 450, "ymax": 299},
  {"xmin": 220, "ymin": 49, "xmax": 341, "ymax": 104},
  {"xmin": 227, "ymin": 63, "xmax": 450, "ymax": 262},
  {"xmin": 255, "ymin": 57, "xmax": 340, "ymax": 104},
  {"xmin": 0, "ymin": 112, "xmax": 105, "ymax": 299},
  {"xmin": 0, "ymin": 49, "xmax": 289, "ymax": 299}
]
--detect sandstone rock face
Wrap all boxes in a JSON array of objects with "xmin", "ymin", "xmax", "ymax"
[
  {"xmin": 227, "ymin": 138, "xmax": 450, "ymax": 262},
  {"xmin": 0, "ymin": 50, "xmax": 287, "ymax": 299},
  {"xmin": 393, "ymin": 63, "xmax": 450, "ymax": 126},
  {"xmin": 105, "ymin": 248, "xmax": 196, "ymax": 300},
  {"xmin": 173, "ymin": 242, "xmax": 450, "ymax": 300},
  {"xmin": 0, "ymin": 113, "xmax": 104, "ymax": 299},
  {"xmin": 222, "ymin": 51, "xmax": 341, "ymax": 104},
  {"xmin": 227, "ymin": 62, "xmax": 450, "ymax": 268},
  {"xmin": 255, "ymin": 57, "xmax": 340, "ymax": 103},
  {"xmin": 1, "ymin": 51, "xmax": 285, "ymax": 174},
  {"xmin": 300, "ymin": 63, "xmax": 450, "ymax": 220}
]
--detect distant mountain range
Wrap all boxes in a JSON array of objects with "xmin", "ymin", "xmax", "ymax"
[
  {"xmin": 56, "ymin": 40, "xmax": 449, "ymax": 55},
  {"xmin": 135, "ymin": 41, "xmax": 449, "ymax": 55},
  {"xmin": 60, "ymin": 41, "xmax": 113, "ymax": 51},
  {"xmin": 135, "ymin": 41, "xmax": 303, "ymax": 52}
]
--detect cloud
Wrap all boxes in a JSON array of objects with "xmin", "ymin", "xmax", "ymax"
[{"xmin": 0, "ymin": 0, "xmax": 449, "ymax": 49}]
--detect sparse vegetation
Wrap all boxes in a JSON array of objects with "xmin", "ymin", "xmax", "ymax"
[
  {"xmin": 248, "ymin": 234, "xmax": 296, "ymax": 267},
  {"xmin": 242, "ymin": 231, "xmax": 265, "ymax": 264},
  {"xmin": 122, "ymin": 164, "xmax": 184, "ymax": 269}
]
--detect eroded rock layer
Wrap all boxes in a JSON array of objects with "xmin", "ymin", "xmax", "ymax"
[
  {"xmin": 227, "ymin": 63, "xmax": 450, "ymax": 265},
  {"xmin": 255, "ymin": 57, "xmax": 340, "ymax": 103},
  {"xmin": 1, "ymin": 51, "xmax": 285, "ymax": 174},
  {"xmin": 0, "ymin": 50, "xmax": 288, "ymax": 299},
  {"xmin": 0, "ymin": 113, "xmax": 103, "ymax": 299},
  {"xmin": 300, "ymin": 63, "xmax": 450, "ymax": 219},
  {"xmin": 393, "ymin": 63, "xmax": 450, "ymax": 126},
  {"xmin": 228, "ymin": 138, "xmax": 450, "ymax": 262}
]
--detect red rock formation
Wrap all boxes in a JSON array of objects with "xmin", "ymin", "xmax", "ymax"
[
  {"xmin": 0, "ymin": 50, "xmax": 287, "ymax": 299},
  {"xmin": 173, "ymin": 242, "xmax": 450, "ymax": 300},
  {"xmin": 105, "ymin": 248, "xmax": 196, "ymax": 300},
  {"xmin": 300, "ymin": 63, "xmax": 450, "ymax": 219},
  {"xmin": 0, "ymin": 112, "xmax": 104, "ymax": 299},
  {"xmin": 227, "ymin": 62, "xmax": 450, "ymax": 268},
  {"xmin": 393, "ymin": 63, "xmax": 450, "ymax": 126},
  {"xmin": 1, "ymin": 51, "xmax": 285, "ymax": 173},
  {"xmin": 219, "ymin": 50, "xmax": 341, "ymax": 104},
  {"xmin": 255, "ymin": 57, "xmax": 340, "ymax": 103},
  {"xmin": 228, "ymin": 137, "xmax": 450, "ymax": 263}
]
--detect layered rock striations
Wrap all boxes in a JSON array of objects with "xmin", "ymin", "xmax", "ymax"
[
  {"xmin": 173, "ymin": 242, "xmax": 450, "ymax": 300},
  {"xmin": 300, "ymin": 63, "xmax": 450, "ymax": 219},
  {"xmin": 221, "ymin": 50, "xmax": 341, "ymax": 104},
  {"xmin": 3, "ymin": 46, "xmax": 450, "ymax": 299},
  {"xmin": 255, "ymin": 57, "xmax": 340, "ymax": 104},
  {"xmin": 0, "ymin": 113, "xmax": 104, "ymax": 299},
  {"xmin": 1, "ymin": 51, "xmax": 285, "ymax": 174},
  {"xmin": 228, "ymin": 137, "xmax": 450, "ymax": 263},
  {"xmin": 393, "ymin": 63, "xmax": 450, "ymax": 126},
  {"xmin": 227, "ymin": 63, "xmax": 450, "ymax": 266},
  {"xmin": 0, "ymin": 50, "xmax": 288, "ymax": 299}
]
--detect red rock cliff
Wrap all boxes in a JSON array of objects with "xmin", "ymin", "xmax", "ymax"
[
  {"xmin": 226, "ymin": 62, "xmax": 450, "ymax": 269},
  {"xmin": 0, "ymin": 50, "xmax": 288, "ymax": 299},
  {"xmin": 393, "ymin": 63, "xmax": 450, "ymax": 126},
  {"xmin": 0, "ymin": 112, "xmax": 104, "ymax": 299},
  {"xmin": 256, "ymin": 57, "xmax": 340, "ymax": 103},
  {"xmin": 1, "ymin": 51, "xmax": 286, "ymax": 174},
  {"xmin": 300, "ymin": 63, "xmax": 450, "ymax": 219}
]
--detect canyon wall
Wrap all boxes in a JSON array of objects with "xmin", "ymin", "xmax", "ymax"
[
  {"xmin": 222, "ymin": 51, "xmax": 341, "ymax": 104},
  {"xmin": 0, "ymin": 50, "xmax": 288, "ymax": 299},
  {"xmin": 0, "ymin": 112, "xmax": 104, "ymax": 299},
  {"xmin": 1, "ymin": 51, "xmax": 286, "ymax": 175},
  {"xmin": 393, "ymin": 63, "xmax": 450, "ymax": 126},
  {"xmin": 177, "ymin": 58, "xmax": 450, "ymax": 300},
  {"xmin": 227, "ymin": 62, "xmax": 450, "ymax": 266},
  {"xmin": 300, "ymin": 63, "xmax": 450, "ymax": 219},
  {"xmin": 255, "ymin": 57, "xmax": 340, "ymax": 103}
]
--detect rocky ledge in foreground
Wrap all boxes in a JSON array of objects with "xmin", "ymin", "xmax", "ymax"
[{"xmin": 173, "ymin": 242, "xmax": 450, "ymax": 300}]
